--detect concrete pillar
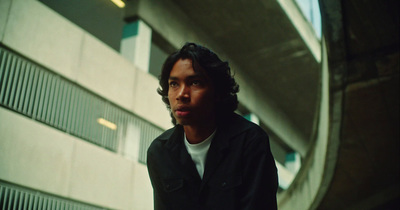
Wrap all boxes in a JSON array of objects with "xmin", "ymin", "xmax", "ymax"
[
  {"xmin": 244, "ymin": 113, "xmax": 260, "ymax": 125},
  {"xmin": 120, "ymin": 123, "xmax": 141, "ymax": 161},
  {"xmin": 285, "ymin": 152, "xmax": 301, "ymax": 174},
  {"xmin": 120, "ymin": 19, "xmax": 152, "ymax": 72}
]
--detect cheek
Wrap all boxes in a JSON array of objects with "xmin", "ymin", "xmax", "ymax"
[
  {"xmin": 168, "ymin": 90, "xmax": 174, "ymax": 99},
  {"xmin": 196, "ymin": 91, "xmax": 215, "ymax": 107}
]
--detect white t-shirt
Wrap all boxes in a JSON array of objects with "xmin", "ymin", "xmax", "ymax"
[{"xmin": 184, "ymin": 130, "xmax": 216, "ymax": 179}]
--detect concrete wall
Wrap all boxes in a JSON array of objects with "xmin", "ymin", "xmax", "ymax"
[
  {"xmin": 0, "ymin": 0, "xmax": 173, "ymax": 209},
  {"xmin": 0, "ymin": 0, "xmax": 171, "ymax": 130},
  {"xmin": 0, "ymin": 108, "xmax": 153, "ymax": 209}
]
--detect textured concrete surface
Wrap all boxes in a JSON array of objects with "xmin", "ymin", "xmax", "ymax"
[
  {"xmin": 77, "ymin": 33, "xmax": 136, "ymax": 112},
  {"xmin": 2, "ymin": 0, "xmax": 83, "ymax": 80},
  {"xmin": 317, "ymin": 0, "xmax": 399, "ymax": 209},
  {"xmin": 0, "ymin": 0, "xmax": 171, "ymax": 130},
  {"xmin": 0, "ymin": 108, "xmax": 74, "ymax": 197},
  {"xmin": 0, "ymin": 108, "xmax": 153, "ymax": 210}
]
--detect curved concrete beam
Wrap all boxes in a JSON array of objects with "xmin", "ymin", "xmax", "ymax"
[
  {"xmin": 277, "ymin": 36, "xmax": 342, "ymax": 210},
  {"xmin": 236, "ymin": 72, "xmax": 309, "ymax": 157},
  {"xmin": 275, "ymin": 0, "xmax": 321, "ymax": 62}
]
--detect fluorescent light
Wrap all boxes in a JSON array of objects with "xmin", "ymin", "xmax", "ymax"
[
  {"xmin": 97, "ymin": 118, "xmax": 117, "ymax": 130},
  {"xmin": 111, "ymin": 0, "xmax": 125, "ymax": 8}
]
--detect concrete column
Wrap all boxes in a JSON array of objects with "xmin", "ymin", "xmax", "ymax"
[
  {"xmin": 285, "ymin": 152, "xmax": 301, "ymax": 174},
  {"xmin": 120, "ymin": 19, "xmax": 152, "ymax": 72},
  {"xmin": 121, "ymin": 123, "xmax": 141, "ymax": 161},
  {"xmin": 244, "ymin": 113, "xmax": 260, "ymax": 125}
]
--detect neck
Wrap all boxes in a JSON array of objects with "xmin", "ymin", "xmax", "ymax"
[{"xmin": 183, "ymin": 123, "xmax": 216, "ymax": 144}]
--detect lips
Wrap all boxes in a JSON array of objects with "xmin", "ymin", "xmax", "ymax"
[{"xmin": 175, "ymin": 106, "xmax": 191, "ymax": 117}]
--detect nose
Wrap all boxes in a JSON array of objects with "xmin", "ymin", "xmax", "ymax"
[{"xmin": 177, "ymin": 85, "xmax": 190, "ymax": 102}]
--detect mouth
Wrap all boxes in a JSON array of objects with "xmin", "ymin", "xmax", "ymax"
[{"xmin": 175, "ymin": 106, "xmax": 191, "ymax": 117}]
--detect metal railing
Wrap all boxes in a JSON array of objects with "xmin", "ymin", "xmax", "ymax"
[
  {"xmin": 0, "ymin": 181, "xmax": 106, "ymax": 210},
  {"xmin": 0, "ymin": 46, "xmax": 163, "ymax": 163}
]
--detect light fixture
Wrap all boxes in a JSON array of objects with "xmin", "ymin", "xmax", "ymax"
[
  {"xmin": 97, "ymin": 118, "xmax": 117, "ymax": 130},
  {"xmin": 110, "ymin": 0, "xmax": 125, "ymax": 8}
]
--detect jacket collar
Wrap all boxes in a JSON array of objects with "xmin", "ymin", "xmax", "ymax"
[
  {"xmin": 160, "ymin": 113, "xmax": 254, "ymax": 184},
  {"xmin": 161, "ymin": 125, "xmax": 201, "ymax": 181},
  {"xmin": 161, "ymin": 113, "xmax": 252, "ymax": 147}
]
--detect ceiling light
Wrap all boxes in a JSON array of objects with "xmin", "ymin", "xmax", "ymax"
[
  {"xmin": 97, "ymin": 118, "xmax": 117, "ymax": 130},
  {"xmin": 111, "ymin": 0, "xmax": 125, "ymax": 8}
]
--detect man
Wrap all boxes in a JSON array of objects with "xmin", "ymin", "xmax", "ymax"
[{"xmin": 147, "ymin": 43, "xmax": 278, "ymax": 210}]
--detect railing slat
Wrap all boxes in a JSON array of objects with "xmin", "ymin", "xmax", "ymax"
[
  {"xmin": 0, "ymin": 182, "xmax": 106, "ymax": 210},
  {"xmin": 0, "ymin": 46, "xmax": 162, "ymax": 162}
]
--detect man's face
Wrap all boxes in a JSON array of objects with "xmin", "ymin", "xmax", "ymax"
[{"xmin": 168, "ymin": 59, "xmax": 216, "ymax": 126}]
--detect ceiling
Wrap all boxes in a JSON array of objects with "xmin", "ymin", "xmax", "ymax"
[
  {"xmin": 170, "ymin": 0, "xmax": 399, "ymax": 208},
  {"xmin": 170, "ymin": 0, "xmax": 321, "ymax": 149}
]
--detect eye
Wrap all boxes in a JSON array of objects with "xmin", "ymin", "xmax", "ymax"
[
  {"xmin": 191, "ymin": 80, "xmax": 202, "ymax": 86},
  {"xmin": 169, "ymin": 81, "xmax": 178, "ymax": 88}
]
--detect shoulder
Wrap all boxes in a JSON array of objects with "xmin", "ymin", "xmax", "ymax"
[
  {"xmin": 223, "ymin": 114, "xmax": 270, "ymax": 150},
  {"xmin": 147, "ymin": 125, "xmax": 184, "ymax": 155},
  {"xmin": 242, "ymin": 120, "xmax": 269, "ymax": 141},
  {"xmin": 222, "ymin": 113, "xmax": 268, "ymax": 138},
  {"xmin": 147, "ymin": 127, "xmax": 175, "ymax": 154}
]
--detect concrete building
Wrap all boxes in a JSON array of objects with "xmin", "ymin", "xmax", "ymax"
[{"xmin": 0, "ymin": 0, "xmax": 398, "ymax": 209}]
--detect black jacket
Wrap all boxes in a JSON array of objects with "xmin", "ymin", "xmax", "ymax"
[{"xmin": 147, "ymin": 114, "xmax": 278, "ymax": 210}]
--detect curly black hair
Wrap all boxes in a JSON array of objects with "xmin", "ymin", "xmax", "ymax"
[{"xmin": 157, "ymin": 42, "xmax": 239, "ymax": 125}]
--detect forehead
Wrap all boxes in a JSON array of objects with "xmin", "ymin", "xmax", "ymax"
[{"xmin": 169, "ymin": 59, "xmax": 207, "ymax": 78}]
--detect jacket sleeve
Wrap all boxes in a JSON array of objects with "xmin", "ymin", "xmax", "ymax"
[
  {"xmin": 240, "ymin": 128, "xmax": 278, "ymax": 210},
  {"xmin": 147, "ymin": 146, "xmax": 171, "ymax": 210}
]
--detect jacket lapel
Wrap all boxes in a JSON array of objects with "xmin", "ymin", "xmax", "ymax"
[
  {"xmin": 165, "ymin": 125, "xmax": 201, "ymax": 181},
  {"xmin": 200, "ymin": 113, "xmax": 253, "ymax": 190},
  {"xmin": 162, "ymin": 114, "xmax": 252, "ymax": 190},
  {"xmin": 200, "ymin": 129, "xmax": 230, "ymax": 188}
]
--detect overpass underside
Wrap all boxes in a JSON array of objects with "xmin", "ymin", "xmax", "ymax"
[{"xmin": 133, "ymin": 0, "xmax": 399, "ymax": 208}]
